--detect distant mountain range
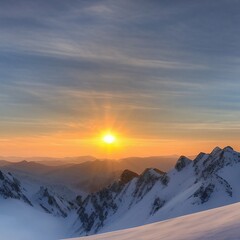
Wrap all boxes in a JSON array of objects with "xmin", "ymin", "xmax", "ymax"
[
  {"xmin": 0, "ymin": 155, "xmax": 178, "ymax": 167},
  {"xmin": 0, "ymin": 155, "xmax": 177, "ymax": 193},
  {"xmin": 0, "ymin": 146, "xmax": 240, "ymax": 239}
]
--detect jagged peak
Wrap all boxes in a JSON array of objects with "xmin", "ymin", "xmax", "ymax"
[
  {"xmin": 194, "ymin": 152, "xmax": 207, "ymax": 161},
  {"xmin": 140, "ymin": 168, "xmax": 164, "ymax": 178},
  {"xmin": 120, "ymin": 169, "xmax": 139, "ymax": 185},
  {"xmin": 135, "ymin": 168, "xmax": 165, "ymax": 186},
  {"xmin": 193, "ymin": 152, "xmax": 209, "ymax": 167},
  {"xmin": 175, "ymin": 156, "xmax": 191, "ymax": 171},
  {"xmin": 223, "ymin": 146, "xmax": 234, "ymax": 152},
  {"xmin": 193, "ymin": 146, "xmax": 236, "ymax": 167},
  {"xmin": 209, "ymin": 146, "xmax": 236, "ymax": 158},
  {"xmin": 152, "ymin": 168, "xmax": 165, "ymax": 175},
  {"xmin": 210, "ymin": 146, "xmax": 222, "ymax": 156},
  {"xmin": 177, "ymin": 155, "xmax": 191, "ymax": 161}
]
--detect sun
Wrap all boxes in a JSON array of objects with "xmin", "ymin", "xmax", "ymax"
[{"xmin": 102, "ymin": 133, "xmax": 116, "ymax": 144}]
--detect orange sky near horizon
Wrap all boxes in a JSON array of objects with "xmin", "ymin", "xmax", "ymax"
[
  {"xmin": 0, "ymin": 131, "xmax": 239, "ymax": 159},
  {"xmin": 1, "ymin": 114, "xmax": 239, "ymax": 158},
  {"xmin": 0, "ymin": 1, "xmax": 239, "ymax": 159}
]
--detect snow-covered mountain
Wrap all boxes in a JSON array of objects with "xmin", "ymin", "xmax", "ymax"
[
  {"xmin": 1, "ymin": 146, "xmax": 240, "ymax": 240},
  {"xmin": 33, "ymin": 186, "xmax": 79, "ymax": 217},
  {"xmin": 0, "ymin": 169, "xmax": 79, "ymax": 219},
  {"xmin": 72, "ymin": 146, "xmax": 240, "ymax": 236},
  {"xmin": 0, "ymin": 170, "xmax": 32, "ymax": 205},
  {"xmin": 68, "ymin": 201, "xmax": 240, "ymax": 240}
]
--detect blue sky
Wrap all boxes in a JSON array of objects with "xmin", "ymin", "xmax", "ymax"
[{"xmin": 0, "ymin": 0, "xmax": 240, "ymax": 157}]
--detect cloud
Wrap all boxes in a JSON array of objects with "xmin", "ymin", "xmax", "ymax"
[{"xmin": 0, "ymin": 0, "xmax": 239, "ymax": 155}]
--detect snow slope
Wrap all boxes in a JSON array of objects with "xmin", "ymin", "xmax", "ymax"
[
  {"xmin": 72, "ymin": 146, "xmax": 240, "ymax": 236},
  {"xmin": 0, "ymin": 199, "xmax": 67, "ymax": 240},
  {"xmin": 68, "ymin": 202, "xmax": 240, "ymax": 240},
  {"xmin": 0, "ymin": 170, "xmax": 80, "ymax": 239},
  {"xmin": 1, "ymin": 146, "xmax": 240, "ymax": 240}
]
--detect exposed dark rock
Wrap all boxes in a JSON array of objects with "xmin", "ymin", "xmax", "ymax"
[
  {"xmin": 175, "ymin": 156, "xmax": 191, "ymax": 171},
  {"xmin": 76, "ymin": 195, "xmax": 83, "ymax": 206},
  {"xmin": 0, "ymin": 170, "xmax": 32, "ymax": 206},
  {"xmin": 36, "ymin": 186, "xmax": 72, "ymax": 217},
  {"xmin": 210, "ymin": 146, "xmax": 222, "ymax": 156},
  {"xmin": 193, "ymin": 183, "xmax": 215, "ymax": 203},
  {"xmin": 120, "ymin": 169, "xmax": 139, "ymax": 185},
  {"xmin": 133, "ymin": 169, "xmax": 162, "ymax": 200},
  {"xmin": 153, "ymin": 168, "xmax": 165, "ymax": 175},
  {"xmin": 40, "ymin": 204, "xmax": 51, "ymax": 214},
  {"xmin": 215, "ymin": 175, "xmax": 233, "ymax": 197},
  {"xmin": 77, "ymin": 186, "xmax": 118, "ymax": 234},
  {"xmin": 150, "ymin": 197, "xmax": 165, "ymax": 215},
  {"xmin": 193, "ymin": 152, "xmax": 207, "ymax": 164},
  {"xmin": 223, "ymin": 146, "xmax": 233, "ymax": 151},
  {"xmin": 0, "ymin": 171, "xmax": 4, "ymax": 180},
  {"xmin": 160, "ymin": 174, "xmax": 169, "ymax": 186}
]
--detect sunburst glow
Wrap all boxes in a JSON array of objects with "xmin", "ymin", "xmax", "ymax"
[{"xmin": 102, "ymin": 134, "xmax": 116, "ymax": 144}]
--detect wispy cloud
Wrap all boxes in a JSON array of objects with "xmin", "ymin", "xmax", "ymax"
[{"xmin": 0, "ymin": 0, "xmax": 240, "ymax": 156}]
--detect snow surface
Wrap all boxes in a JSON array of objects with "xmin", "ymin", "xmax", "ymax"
[
  {"xmin": 67, "ymin": 202, "xmax": 240, "ymax": 240},
  {"xmin": 73, "ymin": 146, "xmax": 240, "ymax": 236},
  {"xmin": 1, "ymin": 146, "xmax": 240, "ymax": 239},
  {"xmin": 0, "ymin": 199, "xmax": 67, "ymax": 240}
]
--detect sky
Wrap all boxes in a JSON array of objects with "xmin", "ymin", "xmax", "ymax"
[{"xmin": 0, "ymin": 0, "xmax": 240, "ymax": 158}]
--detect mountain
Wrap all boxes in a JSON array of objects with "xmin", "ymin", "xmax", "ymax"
[
  {"xmin": 119, "ymin": 156, "xmax": 178, "ymax": 173},
  {"xmin": 0, "ymin": 170, "xmax": 32, "ymax": 205},
  {"xmin": 43, "ymin": 160, "xmax": 124, "ymax": 193},
  {"xmin": 1, "ymin": 146, "xmax": 240, "ymax": 240},
  {"xmin": 0, "ymin": 160, "xmax": 11, "ymax": 167},
  {"xmin": 34, "ymin": 156, "xmax": 97, "ymax": 166},
  {"xmin": 72, "ymin": 146, "xmax": 240, "ymax": 236},
  {"xmin": 4, "ymin": 160, "xmax": 57, "ymax": 175},
  {"xmin": 0, "ymin": 160, "xmax": 120, "ymax": 193},
  {"xmin": 0, "ymin": 156, "xmax": 97, "ymax": 165},
  {"xmin": 33, "ymin": 186, "xmax": 78, "ymax": 217},
  {"xmin": 0, "ymin": 155, "xmax": 177, "ymax": 170},
  {"xmin": 0, "ymin": 169, "xmax": 79, "ymax": 220},
  {"xmin": 1, "ymin": 156, "xmax": 177, "ymax": 193},
  {"xmin": 68, "ymin": 202, "xmax": 240, "ymax": 240}
]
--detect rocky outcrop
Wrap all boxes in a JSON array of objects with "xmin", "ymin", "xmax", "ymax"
[
  {"xmin": 35, "ymin": 186, "xmax": 76, "ymax": 217},
  {"xmin": 193, "ymin": 183, "xmax": 215, "ymax": 204},
  {"xmin": 150, "ymin": 197, "xmax": 165, "ymax": 215},
  {"xmin": 0, "ymin": 170, "xmax": 32, "ymax": 205},
  {"xmin": 75, "ymin": 168, "xmax": 165, "ymax": 235},
  {"xmin": 175, "ymin": 156, "xmax": 191, "ymax": 171},
  {"xmin": 120, "ymin": 170, "xmax": 139, "ymax": 185}
]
